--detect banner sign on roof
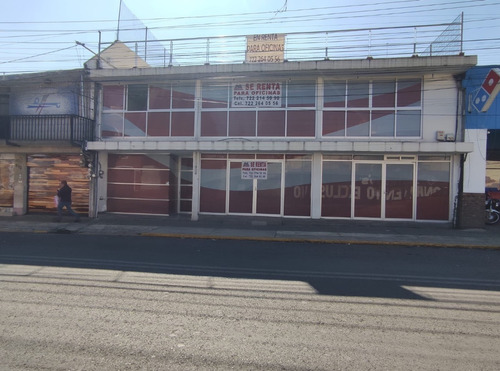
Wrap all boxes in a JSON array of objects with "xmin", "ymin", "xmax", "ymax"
[
  {"xmin": 245, "ymin": 34, "xmax": 285, "ymax": 64},
  {"xmin": 232, "ymin": 82, "xmax": 282, "ymax": 108}
]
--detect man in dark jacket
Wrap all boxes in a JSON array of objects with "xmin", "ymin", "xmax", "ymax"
[{"xmin": 56, "ymin": 180, "xmax": 80, "ymax": 222}]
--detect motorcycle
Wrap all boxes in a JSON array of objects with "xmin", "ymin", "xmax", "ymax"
[{"xmin": 485, "ymin": 195, "xmax": 500, "ymax": 225}]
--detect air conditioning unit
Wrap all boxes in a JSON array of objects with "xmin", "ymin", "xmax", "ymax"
[{"xmin": 445, "ymin": 134, "xmax": 455, "ymax": 142}]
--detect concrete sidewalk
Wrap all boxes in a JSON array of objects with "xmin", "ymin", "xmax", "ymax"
[{"xmin": 0, "ymin": 213, "xmax": 499, "ymax": 249}]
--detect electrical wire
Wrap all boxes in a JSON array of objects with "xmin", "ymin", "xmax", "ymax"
[{"xmin": 0, "ymin": 0, "xmax": 497, "ymax": 74}]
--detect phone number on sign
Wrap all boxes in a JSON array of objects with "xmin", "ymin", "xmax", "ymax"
[
  {"xmin": 233, "ymin": 96, "xmax": 281, "ymax": 107},
  {"xmin": 248, "ymin": 55, "xmax": 282, "ymax": 63}
]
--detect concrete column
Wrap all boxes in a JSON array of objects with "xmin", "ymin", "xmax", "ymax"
[
  {"xmin": 311, "ymin": 153, "xmax": 322, "ymax": 219},
  {"xmin": 463, "ymin": 129, "xmax": 487, "ymax": 193},
  {"xmin": 460, "ymin": 128, "xmax": 487, "ymax": 228}
]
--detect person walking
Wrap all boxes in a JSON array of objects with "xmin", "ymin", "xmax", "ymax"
[{"xmin": 56, "ymin": 180, "xmax": 80, "ymax": 222}]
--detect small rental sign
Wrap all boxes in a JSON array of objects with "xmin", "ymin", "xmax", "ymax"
[
  {"xmin": 232, "ymin": 82, "xmax": 282, "ymax": 108},
  {"xmin": 241, "ymin": 161, "xmax": 268, "ymax": 180}
]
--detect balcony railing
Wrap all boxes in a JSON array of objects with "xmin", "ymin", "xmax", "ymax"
[
  {"xmin": 0, "ymin": 115, "xmax": 95, "ymax": 144},
  {"xmin": 102, "ymin": 15, "xmax": 464, "ymax": 68}
]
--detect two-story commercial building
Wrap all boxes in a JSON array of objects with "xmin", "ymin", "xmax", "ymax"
[{"xmin": 84, "ymin": 41, "xmax": 477, "ymax": 225}]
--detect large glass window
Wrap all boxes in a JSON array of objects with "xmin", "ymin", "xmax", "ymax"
[
  {"xmin": 417, "ymin": 162, "xmax": 450, "ymax": 220},
  {"xmin": 201, "ymin": 80, "xmax": 315, "ymax": 138},
  {"xmin": 101, "ymin": 83, "xmax": 195, "ymax": 138},
  {"xmin": 322, "ymin": 79, "xmax": 422, "ymax": 138},
  {"xmin": 322, "ymin": 161, "xmax": 352, "ymax": 217},
  {"xmin": 321, "ymin": 156, "xmax": 449, "ymax": 221},
  {"xmin": 284, "ymin": 159, "xmax": 311, "ymax": 216},
  {"xmin": 200, "ymin": 158, "xmax": 227, "ymax": 213},
  {"xmin": 385, "ymin": 164, "xmax": 413, "ymax": 219},
  {"xmin": 354, "ymin": 163, "xmax": 382, "ymax": 218}
]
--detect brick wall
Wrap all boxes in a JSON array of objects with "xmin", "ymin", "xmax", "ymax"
[{"xmin": 457, "ymin": 192, "xmax": 485, "ymax": 229}]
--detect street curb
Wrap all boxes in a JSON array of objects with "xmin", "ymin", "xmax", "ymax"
[
  {"xmin": 2, "ymin": 226, "xmax": 499, "ymax": 250},
  {"xmin": 139, "ymin": 232, "xmax": 500, "ymax": 250}
]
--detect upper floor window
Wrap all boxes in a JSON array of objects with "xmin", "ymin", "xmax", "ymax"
[
  {"xmin": 127, "ymin": 84, "xmax": 148, "ymax": 111},
  {"xmin": 322, "ymin": 79, "xmax": 422, "ymax": 138},
  {"xmin": 200, "ymin": 80, "xmax": 316, "ymax": 138},
  {"xmin": 102, "ymin": 85, "xmax": 124, "ymax": 110},
  {"xmin": 101, "ymin": 83, "xmax": 195, "ymax": 138}
]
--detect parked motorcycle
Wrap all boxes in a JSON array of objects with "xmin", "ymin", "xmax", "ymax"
[{"xmin": 485, "ymin": 195, "xmax": 500, "ymax": 225}]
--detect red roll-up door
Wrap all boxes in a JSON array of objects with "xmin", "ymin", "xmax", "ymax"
[{"xmin": 107, "ymin": 154, "xmax": 172, "ymax": 215}]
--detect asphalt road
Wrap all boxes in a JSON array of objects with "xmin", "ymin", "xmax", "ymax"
[{"xmin": 1, "ymin": 233, "xmax": 499, "ymax": 370}]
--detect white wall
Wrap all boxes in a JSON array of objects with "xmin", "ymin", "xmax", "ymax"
[
  {"xmin": 422, "ymin": 75, "xmax": 458, "ymax": 141},
  {"xmin": 464, "ymin": 128, "xmax": 487, "ymax": 193}
]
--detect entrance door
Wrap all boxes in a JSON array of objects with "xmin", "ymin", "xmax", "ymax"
[
  {"xmin": 385, "ymin": 163, "xmax": 414, "ymax": 219},
  {"xmin": 228, "ymin": 160, "xmax": 283, "ymax": 215},
  {"xmin": 353, "ymin": 161, "xmax": 414, "ymax": 219},
  {"xmin": 354, "ymin": 163, "xmax": 382, "ymax": 218},
  {"xmin": 256, "ymin": 162, "xmax": 282, "ymax": 214}
]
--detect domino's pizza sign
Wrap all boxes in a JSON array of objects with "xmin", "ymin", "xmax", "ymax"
[{"xmin": 472, "ymin": 68, "xmax": 500, "ymax": 113}]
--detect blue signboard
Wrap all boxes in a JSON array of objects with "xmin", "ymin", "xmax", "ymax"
[
  {"xmin": 9, "ymin": 86, "xmax": 78, "ymax": 116},
  {"xmin": 463, "ymin": 66, "xmax": 500, "ymax": 129}
]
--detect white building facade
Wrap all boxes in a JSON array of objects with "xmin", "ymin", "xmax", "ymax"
[{"xmin": 86, "ymin": 55, "xmax": 477, "ymax": 224}]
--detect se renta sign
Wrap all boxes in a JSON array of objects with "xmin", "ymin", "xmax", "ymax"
[
  {"xmin": 241, "ymin": 161, "xmax": 268, "ymax": 180},
  {"xmin": 232, "ymin": 82, "xmax": 282, "ymax": 108},
  {"xmin": 246, "ymin": 34, "xmax": 285, "ymax": 63}
]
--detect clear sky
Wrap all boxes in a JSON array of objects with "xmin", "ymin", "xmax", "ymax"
[{"xmin": 0, "ymin": 0, "xmax": 498, "ymax": 74}]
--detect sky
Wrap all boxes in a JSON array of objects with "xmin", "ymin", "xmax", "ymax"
[{"xmin": 0, "ymin": 0, "xmax": 499, "ymax": 74}]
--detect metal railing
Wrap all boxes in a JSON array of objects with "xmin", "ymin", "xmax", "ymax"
[
  {"xmin": 100, "ymin": 17, "xmax": 464, "ymax": 68},
  {"xmin": 0, "ymin": 115, "xmax": 95, "ymax": 144}
]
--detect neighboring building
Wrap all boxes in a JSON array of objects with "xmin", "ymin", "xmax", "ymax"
[
  {"xmin": 85, "ymin": 43, "xmax": 477, "ymax": 224},
  {"xmin": 462, "ymin": 66, "xmax": 500, "ymax": 225},
  {"xmin": 0, "ymin": 70, "xmax": 95, "ymax": 216}
]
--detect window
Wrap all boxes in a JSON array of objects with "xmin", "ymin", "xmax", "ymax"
[
  {"xmin": 200, "ymin": 80, "xmax": 316, "ymax": 138},
  {"xmin": 322, "ymin": 79, "xmax": 422, "ymax": 138},
  {"xmin": 284, "ymin": 159, "xmax": 311, "ymax": 216},
  {"xmin": 101, "ymin": 83, "xmax": 195, "ymax": 138},
  {"xmin": 103, "ymin": 85, "xmax": 124, "ymax": 110},
  {"xmin": 127, "ymin": 85, "xmax": 148, "ymax": 111},
  {"xmin": 287, "ymin": 80, "xmax": 315, "ymax": 107},
  {"xmin": 417, "ymin": 162, "xmax": 450, "ymax": 220}
]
